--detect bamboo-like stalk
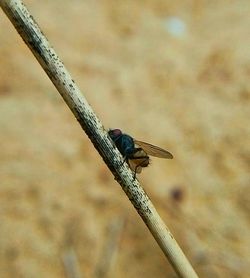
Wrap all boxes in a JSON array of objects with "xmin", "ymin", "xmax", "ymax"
[{"xmin": 0, "ymin": 1, "xmax": 199, "ymax": 277}]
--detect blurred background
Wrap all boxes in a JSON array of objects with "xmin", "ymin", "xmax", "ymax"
[{"xmin": 0, "ymin": 1, "xmax": 249, "ymax": 277}]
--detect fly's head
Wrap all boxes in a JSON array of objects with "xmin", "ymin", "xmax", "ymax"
[{"xmin": 108, "ymin": 129, "xmax": 122, "ymax": 142}]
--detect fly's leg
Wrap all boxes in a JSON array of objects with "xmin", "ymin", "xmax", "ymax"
[
  {"xmin": 121, "ymin": 157, "xmax": 137, "ymax": 180},
  {"xmin": 121, "ymin": 156, "xmax": 127, "ymax": 166},
  {"xmin": 133, "ymin": 170, "xmax": 137, "ymax": 180}
]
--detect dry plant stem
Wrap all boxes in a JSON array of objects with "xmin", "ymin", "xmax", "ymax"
[
  {"xmin": 62, "ymin": 248, "xmax": 81, "ymax": 278},
  {"xmin": 95, "ymin": 218, "xmax": 125, "ymax": 278},
  {"xmin": 0, "ymin": 1, "xmax": 199, "ymax": 277}
]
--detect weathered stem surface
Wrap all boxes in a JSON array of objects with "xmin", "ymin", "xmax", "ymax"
[{"xmin": 0, "ymin": 1, "xmax": 198, "ymax": 277}]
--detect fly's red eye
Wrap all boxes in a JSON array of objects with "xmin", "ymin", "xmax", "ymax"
[{"xmin": 111, "ymin": 129, "xmax": 122, "ymax": 136}]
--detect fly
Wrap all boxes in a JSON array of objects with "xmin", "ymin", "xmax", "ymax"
[{"xmin": 108, "ymin": 129, "xmax": 173, "ymax": 179}]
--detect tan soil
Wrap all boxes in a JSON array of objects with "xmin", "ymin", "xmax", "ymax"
[{"xmin": 0, "ymin": 1, "xmax": 249, "ymax": 277}]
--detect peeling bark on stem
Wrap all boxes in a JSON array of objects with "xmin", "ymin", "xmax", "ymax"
[{"xmin": 0, "ymin": 1, "xmax": 199, "ymax": 277}]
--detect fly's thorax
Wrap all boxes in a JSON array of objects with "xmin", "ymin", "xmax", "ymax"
[{"xmin": 118, "ymin": 134, "xmax": 134, "ymax": 156}]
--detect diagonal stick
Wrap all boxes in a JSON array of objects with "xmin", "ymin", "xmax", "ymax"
[{"xmin": 0, "ymin": 1, "xmax": 199, "ymax": 277}]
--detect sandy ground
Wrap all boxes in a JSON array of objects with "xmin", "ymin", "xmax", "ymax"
[{"xmin": 0, "ymin": 1, "xmax": 250, "ymax": 277}]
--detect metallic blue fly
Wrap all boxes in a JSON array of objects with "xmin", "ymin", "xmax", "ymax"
[{"xmin": 108, "ymin": 129, "xmax": 173, "ymax": 178}]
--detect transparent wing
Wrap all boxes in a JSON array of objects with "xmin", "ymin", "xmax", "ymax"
[{"xmin": 134, "ymin": 140, "xmax": 173, "ymax": 159}]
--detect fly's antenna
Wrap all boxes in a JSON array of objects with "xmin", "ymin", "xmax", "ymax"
[{"xmin": 0, "ymin": 2, "xmax": 198, "ymax": 278}]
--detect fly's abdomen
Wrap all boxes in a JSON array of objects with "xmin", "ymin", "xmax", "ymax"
[{"xmin": 128, "ymin": 149, "xmax": 150, "ymax": 173}]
